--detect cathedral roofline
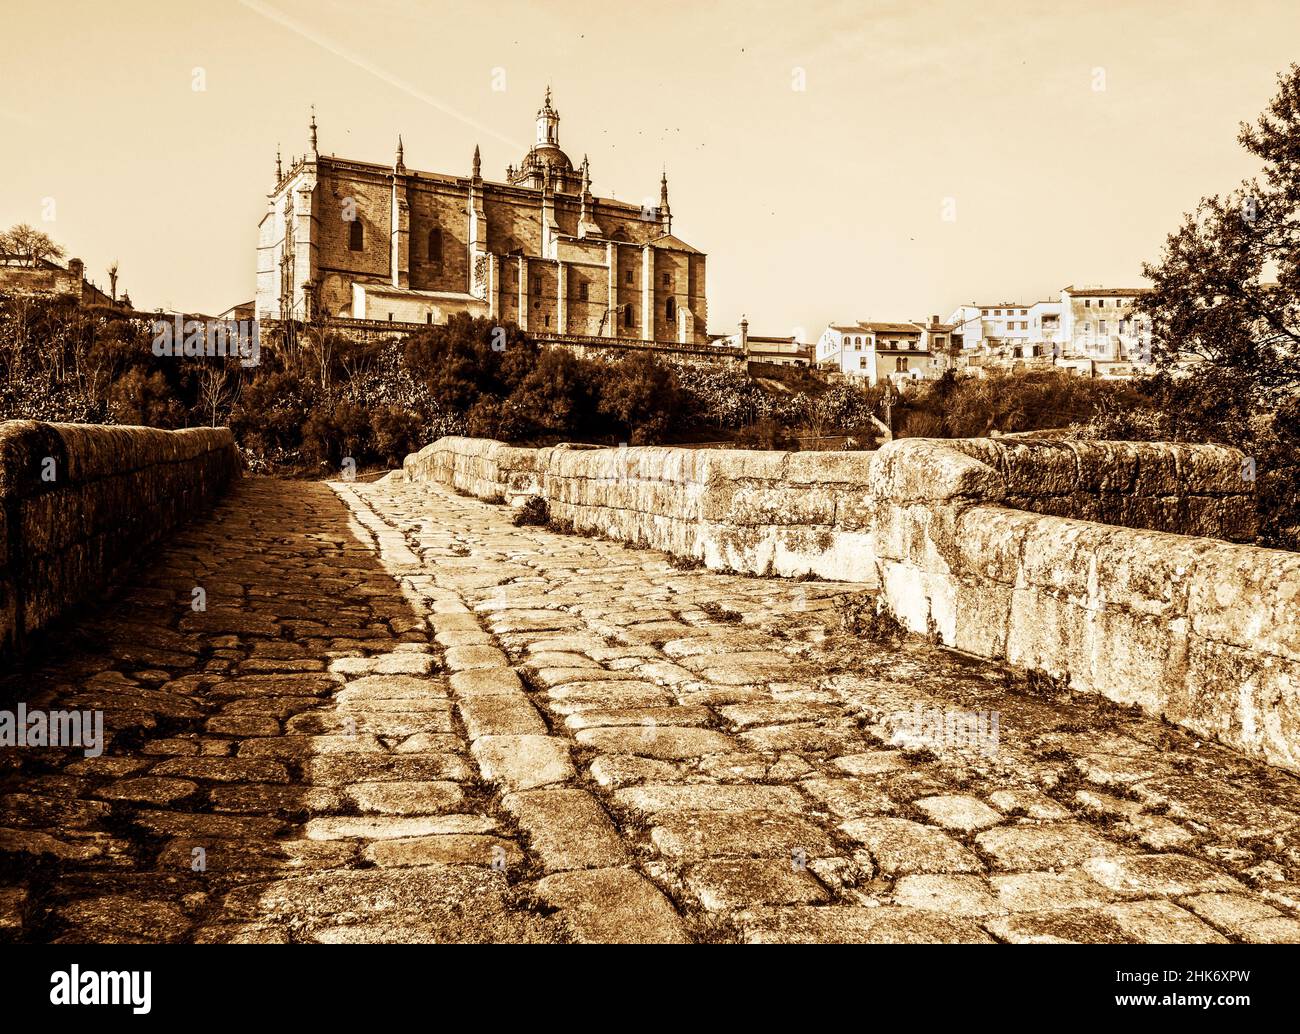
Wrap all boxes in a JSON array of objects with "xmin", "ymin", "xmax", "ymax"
[{"xmin": 270, "ymin": 151, "xmax": 658, "ymax": 215}]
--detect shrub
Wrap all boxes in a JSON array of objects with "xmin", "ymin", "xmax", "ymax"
[
  {"xmin": 513, "ymin": 496, "xmax": 550, "ymax": 526},
  {"xmin": 734, "ymin": 416, "xmax": 798, "ymax": 451},
  {"xmin": 596, "ymin": 351, "xmax": 691, "ymax": 444},
  {"xmin": 302, "ymin": 400, "xmax": 372, "ymax": 468},
  {"xmin": 369, "ymin": 405, "xmax": 424, "ymax": 466},
  {"xmin": 106, "ymin": 367, "xmax": 186, "ymax": 427}
]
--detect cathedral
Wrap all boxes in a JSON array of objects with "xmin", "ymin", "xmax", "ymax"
[{"xmin": 255, "ymin": 90, "xmax": 708, "ymax": 345}]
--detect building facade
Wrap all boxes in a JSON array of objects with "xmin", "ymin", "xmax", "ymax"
[
  {"xmin": 946, "ymin": 301, "xmax": 1061, "ymax": 357},
  {"xmin": 947, "ymin": 286, "xmax": 1152, "ymax": 377},
  {"xmin": 1059, "ymin": 286, "xmax": 1150, "ymax": 365},
  {"xmin": 815, "ymin": 321, "xmax": 945, "ymax": 385},
  {"xmin": 714, "ymin": 318, "xmax": 813, "ymax": 366},
  {"xmin": 256, "ymin": 91, "xmax": 708, "ymax": 345}
]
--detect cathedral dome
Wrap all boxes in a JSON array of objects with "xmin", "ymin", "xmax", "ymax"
[
  {"xmin": 517, "ymin": 143, "xmax": 575, "ymax": 183},
  {"xmin": 507, "ymin": 88, "xmax": 583, "ymax": 193}
]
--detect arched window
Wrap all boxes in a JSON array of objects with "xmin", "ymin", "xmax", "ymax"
[
  {"xmin": 666, "ymin": 297, "xmax": 676, "ymax": 322},
  {"xmin": 623, "ymin": 303, "xmax": 634, "ymax": 327},
  {"xmin": 349, "ymin": 218, "xmax": 363, "ymax": 251},
  {"xmin": 428, "ymin": 228, "xmax": 442, "ymax": 263}
]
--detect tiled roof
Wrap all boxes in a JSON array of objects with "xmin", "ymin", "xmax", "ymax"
[
  {"xmin": 860, "ymin": 322, "xmax": 922, "ymax": 334},
  {"xmin": 1062, "ymin": 285, "xmax": 1149, "ymax": 297}
]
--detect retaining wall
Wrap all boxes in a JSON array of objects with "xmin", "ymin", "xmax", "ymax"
[
  {"xmin": 0, "ymin": 421, "xmax": 239, "ymax": 662},
  {"xmin": 402, "ymin": 434, "xmax": 1300, "ymax": 773}
]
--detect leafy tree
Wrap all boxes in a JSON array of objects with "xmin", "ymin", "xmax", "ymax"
[
  {"xmin": 1130, "ymin": 63, "xmax": 1300, "ymax": 548},
  {"xmin": 302, "ymin": 400, "xmax": 371, "ymax": 467},
  {"xmin": 511, "ymin": 348, "xmax": 603, "ymax": 439},
  {"xmin": 229, "ymin": 370, "xmax": 311, "ymax": 455},
  {"xmin": 466, "ymin": 394, "xmax": 531, "ymax": 440},
  {"xmin": 596, "ymin": 351, "xmax": 688, "ymax": 444},
  {"xmin": 107, "ymin": 367, "xmax": 185, "ymax": 427},
  {"xmin": 894, "ymin": 369, "xmax": 1135, "ymax": 438},
  {"xmin": 404, "ymin": 313, "xmax": 537, "ymax": 411},
  {"xmin": 1138, "ymin": 64, "xmax": 1300, "ymax": 395},
  {"xmin": 370, "ymin": 405, "xmax": 424, "ymax": 465}
]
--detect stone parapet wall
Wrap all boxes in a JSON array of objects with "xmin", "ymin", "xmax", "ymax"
[
  {"xmin": 405, "ymin": 436, "xmax": 881, "ymax": 580},
  {"xmin": 875, "ymin": 442, "xmax": 1294, "ymax": 771},
  {"xmin": 0, "ymin": 421, "xmax": 239, "ymax": 662},
  {"xmin": 942, "ymin": 437, "xmax": 1256, "ymax": 540},
  {"xmin": 401, "ymin": 433, "xmax": 1300, "ymax": 772}
]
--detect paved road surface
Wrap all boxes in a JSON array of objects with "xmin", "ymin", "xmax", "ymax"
[{"xmin": 2, "ymin": 476, "xmax": 1300, "ymax": 943}]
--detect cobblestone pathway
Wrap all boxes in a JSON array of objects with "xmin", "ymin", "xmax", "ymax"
[{"xmin": 3, "ymin": 476, "xmax": 1300, "ymax": 943}]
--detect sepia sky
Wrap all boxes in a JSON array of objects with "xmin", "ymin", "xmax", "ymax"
[{"xmin": 2, "ymin": 0, "xmax": 1297, "ymax": 338}]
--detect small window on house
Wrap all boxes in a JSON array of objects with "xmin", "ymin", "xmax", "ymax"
[
  {"xmin": 426, "ymin": 312, "xmax": 433, "ymax": 324},
  {"xmin": 349, "ymin": 219, "xmax": 364, "ymax": 251},
  {"xmin": 545, "ymin": 314, "xmax": 551, "ymax": 327},
  {"xmin": 1084, "ymin": 299, "xmax": 1091, "ymax": 308},
  {"xmin": 859, "ymin": 357, "xmax": 866, "ymax": 369},
  {"xmin": 624, "ymin": 303, "xmax": 634, "ymax": 326},
  {"xmin": 625, "ymin": 271, "xmax": 632, "ymax": 284},
  {"xmin": 428, "ymin": 228, "xmax": 442, "ymax": 263},
  {"xmin": 666, "ymin": 297, "xmax": 676, "ymax": 321},
  {"xmin": 662, "ymin": 273, "xmax": 670, "ymax": 287},
  {"xmin": 531, "ymin": 277, "xmax": 541, "ymax": 296},
  {"xmin": 578, "ymin": 282, "xmax": 588, "ymax": 302}
]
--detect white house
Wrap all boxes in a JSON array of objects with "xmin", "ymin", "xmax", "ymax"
[{"xmin": 816, "ymin": 321, "xmax": 942, "ymax": 386}]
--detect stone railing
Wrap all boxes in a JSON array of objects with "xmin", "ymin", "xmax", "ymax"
[
  {"xmin": 402, "ymin": 434, "xmax": 1300, "ymax": 773},
  {"xmin": 0, "ymin": 421, "xmax": 239, "ymax": 662}
]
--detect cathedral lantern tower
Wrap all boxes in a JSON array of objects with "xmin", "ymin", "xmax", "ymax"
[
  {"xmin": 508, "ymin": 87, "xmax": 582, "ymax": 193},
  {"xmin": 536, "ymin": 86, "xmax": 560, "ymax": 147}
]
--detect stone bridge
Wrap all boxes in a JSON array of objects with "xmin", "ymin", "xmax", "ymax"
[{"xmin": 1, "ymin": 421, "xmax": 1299, "ymax": 943}]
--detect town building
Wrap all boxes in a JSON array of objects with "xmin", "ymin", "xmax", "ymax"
[
  {"xmin": 218, "ymin": 300, "xmax": 256, "ymax": 321},
  {"xmin": 255, "ymin": 90, "xmax": 708, "ymax": 345},
  {"xmin": 946, "ymin": 286, "xmax": 1153, "ymax": 377},
  {"xmin": 946, "ymin": 300, "xmax": 1061, "ymax": 357},
  {"xmin": 815, "ymin": 320, "xmax": 946, "ymax": 385},
  {"xmin": 714, "ymin": 318, "xmax": 813, "ymax": 367},
  {"xmin": 1059, "ymin": 285, "xmax": 1151, "ymax": 366}
]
